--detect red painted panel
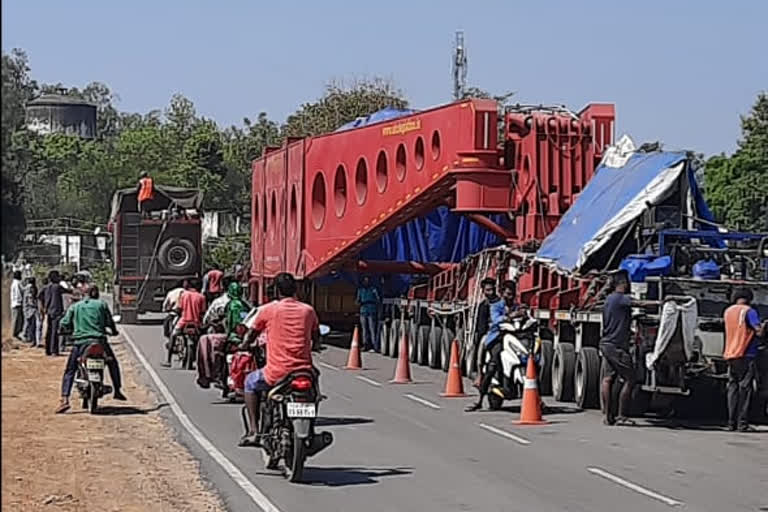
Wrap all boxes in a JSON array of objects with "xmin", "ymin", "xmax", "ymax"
[
  {"xmin": 286, "ymin": 139, "xmax": 305, "ymax": 277},
  {"xmin": 250, "ymin": 159, "xmax": 265, "ymax": 283},
  {"xmin": 264, "ymin": 149, "xmax": 286, "ymax": 276}
]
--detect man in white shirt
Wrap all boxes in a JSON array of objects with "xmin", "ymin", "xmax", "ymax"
[
  {"xmin": 162, "ymin": 280, "xmax": 188, "ymax": 340},
  {"xmin": 10, "ymin": 271, "xmax": 24, "ymax": 339}
]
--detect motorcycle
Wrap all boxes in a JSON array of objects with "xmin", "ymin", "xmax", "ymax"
[
  {"xmin": 74, "ymin": 340, "xmax": 114, "ymax": 414},
  {"xmin": 485, "ymin": 313, "xmax": 541, "ymax": 411},
  {"xmin": 242, "ymin": 369, "xmax": 333, "ymax": 482}
]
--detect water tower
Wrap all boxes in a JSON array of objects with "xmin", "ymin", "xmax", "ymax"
[{"xmin": 25, "ymin": 90, "xmax": 97, "ymax": 138}]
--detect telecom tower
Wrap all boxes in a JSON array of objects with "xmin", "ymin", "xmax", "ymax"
[{"xmin": 453, "ymin": 31, "xmax": 467, "ymax": 100}]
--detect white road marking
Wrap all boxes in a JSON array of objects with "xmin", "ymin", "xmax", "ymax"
[
  {"xmin": 121, "ymin": 330, "xmax": 283, "ymax": 512},
  {"xmin": 587, "ymin": 467, "xmax": 683, "ymax": 507},
  {"xmin": 356, "ymin": 375, "xmax": 382, "ymax": 387},
  {"xmin": 318, "ymin": 361, "xmax": 339, "ymax": 371},
  {"xmin": 477, "ymin": 423, "xmax": 531, "ymax": 446},
  {"xmin": 404, "ymin": 393, "xmax": 441, "ymax": 410}
]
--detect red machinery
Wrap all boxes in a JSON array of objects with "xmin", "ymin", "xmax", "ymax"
[{"xmin": 250, "ymin": 99, "xmax": 615, "ymax": 303}]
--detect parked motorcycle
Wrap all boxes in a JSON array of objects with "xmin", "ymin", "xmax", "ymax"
[
  {"xmin": 242, "ymin": 369, "xmax": 333, "ymax": 482},
  {"xmin": 74, "ymin": 341, "xmax": 114, "ymax": 414},
  {"xmin": 485, "ymin": 313, "xmax": 541, "ymax": 410}
]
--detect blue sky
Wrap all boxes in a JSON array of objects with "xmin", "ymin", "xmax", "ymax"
[{"xmin": 2, "ymin": 1, "xmax": 766, "ymax": 156}]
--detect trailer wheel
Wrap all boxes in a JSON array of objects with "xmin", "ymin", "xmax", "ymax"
[
  {"xmin": 408, "ymin": 323, "xmax": 419, "ymax": 363},
  {"xmin": 575, "ymin": 347, "xmax": 600, "ymax": 409},
  {"xmin": 441, "ymin": 327, "xmax": 455, "ymax": 372},
  {"xmin": 416, "ymin": 326, "xmax": 430, "ymax": 365},
  {"xmin": 389, "ymin": 319, "xmax": 401, "ymax": 358},
  {"xmin": 158, "ymin": 237, "xmax": 197, "ymax": 274},
  {"xmin": 427, "ymin": 326, "xmax": 443, "ymax": 369},
  {"xmin": 380, "ymin": 321, "xmax": 390, "ymax": 356},
  {"xmin": 552, "ymin": 342, "xmax": 576, "ymax": 402},
  {"xmin": 538, "ymin": 339, "xmax": 554, "ymax": 396}
]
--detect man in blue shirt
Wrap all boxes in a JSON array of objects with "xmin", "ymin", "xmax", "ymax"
[
  {"xmin": 356, "ymin": 276, "xmax": 382, "ymax": 352},
  {"xmin": 466, "ymin": 280, "xmax": 521, "ymax": 412}
]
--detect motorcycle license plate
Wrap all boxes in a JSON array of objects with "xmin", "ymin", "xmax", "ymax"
[
  {"xmin": 86, "ymin": 359, "xmax": 105, "ymax": 370},
  {"xmin": 287, "ymin": 402, "xmax": 316, "ymax": 418},
  {"xmin": 87, "ymin": 371, "xmax": 102, "ymax": 382}
]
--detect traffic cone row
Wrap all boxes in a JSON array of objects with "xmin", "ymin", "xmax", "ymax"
[{"xmin": 340, "ymin": 324, "xmax": 547, "ymax": 425}]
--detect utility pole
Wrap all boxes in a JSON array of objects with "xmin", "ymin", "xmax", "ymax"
[{"xmin": 453, "ymin": 31, "xmax": 468, "ymax": 100}]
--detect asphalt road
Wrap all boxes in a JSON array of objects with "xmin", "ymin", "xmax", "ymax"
[{"xmin": 120, "ymin": 322, "xmax": 767, "ymax": 512}]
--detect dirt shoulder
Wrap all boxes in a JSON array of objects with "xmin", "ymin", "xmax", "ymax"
[{"xmin": 1, "ymin": 337, "xmax": 226, "ymax": 512}]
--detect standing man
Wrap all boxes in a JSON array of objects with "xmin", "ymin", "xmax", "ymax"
[
  {"xmin": 43, "ymin": 270, "xmax": 70, "ymax": 356},
  {"xmin": 356, "ymin": 275, "xmax": 381, "ymax": 352},
  {"xmin": 599, "ymin": 272, "xmax": 652, "ymax": 426},
  {"xmin": 22, "ymin": 277, "xmax": 40, "ymax": 346},
  {"xmin": 466, "ymin": 280, "xmax": 521, "ymax": 412},
  {"xmin": 473, "ymin": 277, "xmax": 498, "ymax": 387},
  {"xmin": 55, "ymin": 285, "xmax": 126, "ymax": 413},
  {"xmin": 10, "ymin": 270, "xmax": 24, "ymax": 340},
  {"xmin": 239, "ymin": 273, "xmax": 319, "ymax": 446},
  {"xmin": 136, "ymin": 171, "xmax": 155, "ymax": 217},
  {"xmin": 202, "ymin": 266, "xmax": 225, "ymax": 305},
  {"xmin": 723, "ymin": 288, "xmax": 766, "ymax": 432}
]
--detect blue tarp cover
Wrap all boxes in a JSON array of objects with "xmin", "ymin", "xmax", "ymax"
[
  {"xmin": 535, "ymin": 150, "xmax": 715, "ymax": 273},
  {"xmin": 320, "ymin": 108, "xmax": 506, "ymax": 294}
]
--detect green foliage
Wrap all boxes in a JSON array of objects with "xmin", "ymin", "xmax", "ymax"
[
  {"xmin": 704, "ymin": 92, "xmax": 768, "ymax": 232},
  {"xmin": 204, "ymin": 235, "xmax": 249, "ymax": 273}
]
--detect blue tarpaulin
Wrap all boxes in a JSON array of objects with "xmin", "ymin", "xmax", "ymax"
[
  {"xmin": 535, "ymin": 149, "xmax": 715, "ymax": 273},
  {"xmin": 319, "ymin": 108, "xmax": 507, "ymax": 295}
]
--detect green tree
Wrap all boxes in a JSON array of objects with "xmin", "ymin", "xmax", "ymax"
[
  {"xmin": 704, "ymin": 92, "xmax": 768, "ymax": 232},
  {"xmin": 282, "ymin": 78, "xmax": 408, "ymax": 138}
]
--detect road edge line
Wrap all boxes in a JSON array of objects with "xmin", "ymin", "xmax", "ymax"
[
  {"xmin": 121, "ymin": 329, "xmax": 283, "ymax": 512},
  {"xmin": 586, "ymin": 467, "xmax": 683, "ymax": 507}
]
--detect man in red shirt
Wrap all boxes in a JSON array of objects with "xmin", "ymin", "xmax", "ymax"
[
  {"xmin": 239, "ymin": 273, "xmax": 319, "ymax": 446},
  {"xmin": 163, "ymin": 279, "xmax": 206, "ymax": 367},
  {"xmin": 202, "ymin": 266, "xmax": 225, "ymax": 304}
]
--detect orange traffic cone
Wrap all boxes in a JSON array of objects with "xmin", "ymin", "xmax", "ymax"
[
  {"xmin": 513, "ymin": 355, "xmax": 548, "ymax": 425},
  {"xmin": 390, "ymin": 329, "xmax": 412, "ymax": 384},
  {"xmin": 440, "ymin": 339, "xmax": 467, "ymax": 397},
  {"xmin": 344, "ymin": 326, "xmax": 363, "ymax": 370}
]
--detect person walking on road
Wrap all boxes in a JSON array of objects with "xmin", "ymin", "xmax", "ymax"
[
  {"xmin": 723, "ymin": 288, "xmax": 766, "ymax": 432},
  {"xmin": 356, "ymin": 275, "xmax": 381, "ymax": 352},
  {"xmin": 10, "ymin": 270, "xmax": 24, "ymax": 340},
  {"xmin": 599, "ymin": 272, "xmax": 653, "ymax": 426},
  {"xmin": 55, "ymin": 285, "xmax": 126, "ymax": 413},
  {"xmin": 42, "ymin": 270, "xmax": 70, "ymax": 356},
  {"xmin": 22, "ymin": 277, "xmax": 40, "ymax": 346}
]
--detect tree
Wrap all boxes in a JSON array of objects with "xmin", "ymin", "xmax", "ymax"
[
  {"xmin": 704, "ymin": 92, "xmax": 768, "ymax": 232},
  {"xmin": 282, "ymin": 78, "xmax": 408, "ymax": 138}
]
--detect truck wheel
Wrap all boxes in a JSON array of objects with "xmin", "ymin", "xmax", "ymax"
[
  {"xmin": 380, "ymin": 321, "xmax": 390, "ymax": 356},
  {"xmin": 441, "ymin": 327, "xmax": 455, "ymax": 372},
  {"xmin": 427, "ymin": 326, "xmax": 443, "ymax": 369},
  {"xmin": 416, "ymin": 326, "xmax": 430, "ymax": 365},
  {"xmin": 406, "ymin": 322, "xmax": 417, "ymax": 361},
  {"xmin": 552, "ymin": 342, "xmax": 576, "ymax": 402},
  {"xmin": 538, "ymin": 339, "xmax": 554, "ymax": 396},
  {"xmin": 389, "ymin": 319, "xmax": 401, "ymax": 358},
  {"xmin": 158, "ymin": 237, "xmax": 197, "ymax": 274},
  {"xmin": 575, "ymin": 346, "xmax": 600, "ymax": 409}
]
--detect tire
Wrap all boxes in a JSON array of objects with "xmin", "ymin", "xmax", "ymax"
[
  {"xmin": 427, "ymin": 326, "xmax": 443, "ymax": 369},
  {"xmin": 552, "ymin": 342, "xmax": 576, "ymax": 402},
  {"xmin": 575, "ymin": 347, "xmax": 600, "ymax": 409},
  {"xmin": 89, "ymin": 383, "xmax": 99, "ymax": 414},
  {"xmin": 441, "ymin": 327, "xmax": 454, "ymax": 372},
  {"xmin": 389, "ymin": 319, "xmax": 401, "ymax": 358},
  {"xmin": 380, "ymin": 321, "xmax": 390, "ymax": 356},
  {"xmin": 158, "ymin": 237, "xmax": 197, "ymax": 274},
  {"xmin": 538, "ymin": 339, "xmax": 554, "ymax": 396},
  {"xmin": 416, "ymin": 326, "xmax": 430, "ymax": 365},
  {"xmin": 286, "ymin": 433, "xmax": 307, "ymax": 482},
  {"xmin": 408, "ymin": 324, "xmax": 419, "ymax": 363},
  {"xmin": 488, "ymin": 393, "xmax": 504, "ymax": 411}
]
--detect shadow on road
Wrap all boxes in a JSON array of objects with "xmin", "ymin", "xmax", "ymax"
[
  {"xmin": 499, "ymin": 404, "xmax": 583, "ymax": 415},
  {"xmin": 632, "ymin": 418, "xmax": 767, "ymax": 433},
  {"xmin": 72, "ymin": 403, "xmax": 169, "ymax": 416},
  {"xmin": 315, "ymin": 416, "xmax": 374, "ymax": 427},
  {"xmin": 301, "ymin": 466, "xmax": 412, "ymax": 487}
]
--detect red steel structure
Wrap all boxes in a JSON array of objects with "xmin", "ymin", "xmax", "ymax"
[{"xmin": 250, "ymin": 99, "xmax": 615, "ymax": 302}]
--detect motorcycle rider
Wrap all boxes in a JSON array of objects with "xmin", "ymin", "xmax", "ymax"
[
  {"xmin": 239, "ymin": 272, "xmax": 319, "ymax": 446},
  {"xmin": 162, "ymin": 280, "xmax": 188, "ymax": 352},
  {"xmin": 163, "ymin": 279, "xmax": 205, "ymax": 367},
  {"xmin": 466, "ymin": 280, "xmax": 523, "ymax": 412},
  {"xmin": 55, "ymin": 285, "xmax": 126, "ymax": 413}
]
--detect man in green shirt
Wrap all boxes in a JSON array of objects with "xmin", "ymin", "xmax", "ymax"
[{"xmin": 55, "ymin": 285, "xmax": 126, "ymax": 414}]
